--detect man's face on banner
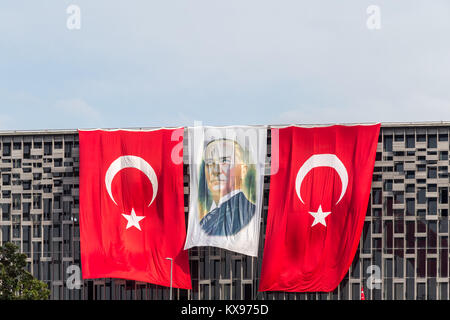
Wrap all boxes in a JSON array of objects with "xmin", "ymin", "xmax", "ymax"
[{"xmin": 204, "ymin": 139, "xmax": 247, "ymax": 204}]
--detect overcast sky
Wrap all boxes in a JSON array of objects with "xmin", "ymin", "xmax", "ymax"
[{"xmin": 0, "ymin": 1, "xmax": 449, "ymax": 130}]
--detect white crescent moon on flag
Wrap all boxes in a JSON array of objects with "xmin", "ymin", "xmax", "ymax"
[
  {"xmin": 105, "ymin": 155, "xmax": 158, "ymax": 207},
  {"xmin": 295, "ymin": 154, "xmax": 348, "ymax": 205}
]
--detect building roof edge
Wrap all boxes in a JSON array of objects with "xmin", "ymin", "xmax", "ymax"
[{"xmin": 0, "ymin": 121, "xmax": 449, "ymax": 135}]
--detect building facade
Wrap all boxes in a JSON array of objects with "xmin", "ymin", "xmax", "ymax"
[{"xmin": 0, "ymin": 123, "xmax": 449, "ymax": 300}]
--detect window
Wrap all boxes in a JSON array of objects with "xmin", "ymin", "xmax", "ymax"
[
  {"xmin": 63, "ymin": 224, "xmax": 72, "ymax": 257},
  {"xmin": 385, "ymin": 221, "xmax": 393, "ymax": 248},
  {"xmin": 63, "ymin": 184, "xmax": 72, "ymax": 196},
  {"xmin": 385, "ymin": 197, "xmax": 393, "ymax": 216},
  {"xmin": 406, "ymin": 135, "xmax": 415, "ymax": 148},
  {"xmin": 383, "ymin": 180, "xmax": 393, "ymax": 191},
  {"xmin": 406, "ymin": 199, "xmax": 415, "ymax": 216},
  {"xmin": 22, "ymin": 226, "xmax": 30, "ymax": 256},
  {"xmin": 33, "ymin": 224, "xmax": 41, "ymax": 238},
  {"xmin": 53, "ymin": 260, "xmax": 61, "ymax": 281},
  {"xmin": 44, "ymin": 142, "xmax": 52, "ymax": 155},
  {"xmin": 33, "ymin": 194, "xmax": 42, "ymax": 209},
  {"xmin": 65, "ymin": 142, "xmax": 73, "ymax": 157},
  {"xmin": 2, "ymin": 174, "xmax": 11, "ymax": 185},
  {"xmin": 394, "ymin": 192, "xmax": 404, "ymax": 204},
  {"xmin": 33, "ymin": 173, "xmax": 42, "ymax": 180},
  {"xmin": 13, "ymin": 224, "xmax": 21, "ymax": 238},
  {"xmin": 417, "ymin": 188, "xmax": 426, "ymax": 204},
  {"xmin": 406, "ymin": 171, "xmax": 415, "ymax": 179},
  {"xmin": 2, "ymin": 143, "xmax": 11, "ymax": 156},
  {"xmin": 427, "ymin": 135, "xmax": 437, "ymax": 148},
  {"xmin": 383, "ymin": 135, "xmax": 393, "ymax": 152},
  {"xmin": 394, "ymin": 218, "xmax": 404, "ymax": 233},
  {"xmin": 438, "ymin": 133, "xmax": 448, "ymax": 141},
  {"xmin": 351, "ymin": 283, "xmax": 360, "ymax": 300},
  {"xmin": 12, "ymin": 159, "xmax": 21, "ymax": 168},
  {"xmin": 372, "ymin": 174, "xmax": 382, "ymax": 182},
  {"xmin": 62, "ymin": 202, "xmax": 72, "ymax": 222},
  {"xmin": 2, "ymin": 204, "xmax": 11, "ymax": 220},
  {"xmin": 372, "ymin": 219, "xmax": 381, "ymax": 234},
  {"xmin": 33, "ymin": 141, "xmax": 42, "ymax": 148},
  {"xmin": 12, "ymin": 194, "xmax": 21, "ymax": 210},
  {"xmin": 394, "ymin": 162, "xmax": 404, "ymax": 173},
  {"xmin": 43, "ymin": 226, "xmax": 51, "ymax": 257},
  {"xmin": 243, "ymin": 284, "xmax": 252, "ymax": 300},
  {"xmin": 23, "ymin": 142, "xmax": 31, "ymax": 158},
  {"xmin": 394, "ymin": 253, "xmax": 404, "ymax": 278},
  {"xmin": 439, "ymin": 187, "xmax": 448, "ymax": 204},
  {"xmin": 23, "ymin": 180, "xmax": 31, "ymax": 190},
  {"xmin": 54, "ymin": 195, "xmax": 61, "ymax": 209},
  {"xmin": 372, "ymin": 188, "xmax": 382, "ymax": 205},
  {"xmin": 375, "ymin": 152, "xmax": 382, "ymax": 161},
  {"xmin": 405, "ymin": 221, "xmax": 415, "ymax": 253},
  {"xmin": 427, "ymin": 198, "xmax": 437, "ymax": 215},
  {"xmin": 373, "ymin": 208, "xmax": 382, "ymax": 217},
  {"xmin": 417, "ymin": 134, "xmax": 426, "ymax": 142},
  {"xmin": 53, "ymin": 224, "xmax": 61, "ymax": 237},
  {"xmin": 23, "ymin": 203, "xmax": 31, "ymax": 221},
  {"xmin": 439, "ymin": 151, "xmax": 448, "ymax": 160},
  {"xmin": 427, "ymin": 167, "xmax": 437, "ymax": 179},
  {"xmin": 223, "ymin": 284, "xmax": 231, "ymax": 299}
]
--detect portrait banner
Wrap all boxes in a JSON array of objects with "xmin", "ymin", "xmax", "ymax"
[{"xmin": 184, "ymin": 126, "xmax": 267, "ymax": 257}]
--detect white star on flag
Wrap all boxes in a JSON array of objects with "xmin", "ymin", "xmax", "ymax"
[
  {"xmin": 122, "ymin": 208, "xmax": 145, "ymax": 231},
  {"xmin": 308, "ymin": 205, "xmax": 331, "ymax": 227}
]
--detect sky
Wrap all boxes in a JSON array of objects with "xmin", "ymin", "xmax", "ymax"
[{"xmin": 0, "ymin": 1, "xmax": 449, "ymax": 130}]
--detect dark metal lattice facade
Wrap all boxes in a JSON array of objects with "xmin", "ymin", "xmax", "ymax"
[{"xmin": 0, "ymin": 123, "xmax": 449, "ymax": 300}]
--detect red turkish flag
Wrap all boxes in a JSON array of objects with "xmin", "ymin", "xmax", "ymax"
[
  {"xmin": 259, "ymin": 124, "xmax": 380, "ymax": 292},
  {"xmin": 79, "ymin": 129, "xmax": 191, "ymax": 289}
]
